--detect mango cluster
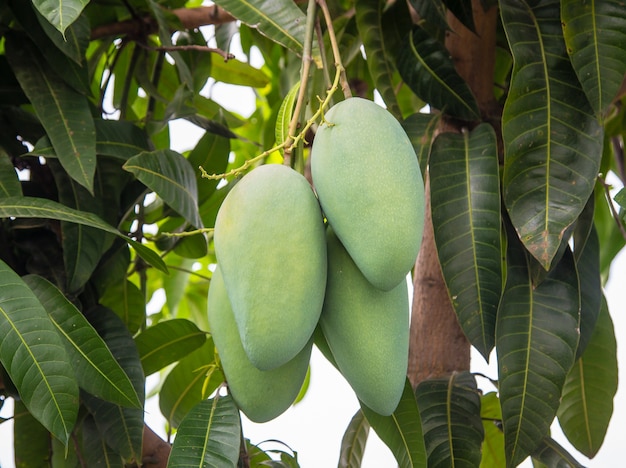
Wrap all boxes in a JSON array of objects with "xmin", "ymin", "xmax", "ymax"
[{"xmin": 208, "ymin": 97, "xmax": 425, "ymax": 423}]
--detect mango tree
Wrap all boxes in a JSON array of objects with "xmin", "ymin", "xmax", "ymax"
[{"xmin": 0, "ymin": 0, "xmax": 624, "ymax": 467}]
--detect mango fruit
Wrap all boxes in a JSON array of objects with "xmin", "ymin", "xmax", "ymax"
[
  {"xmin": 214, "ymin": 164, "xmax": 326, "ymax": 370},
  {"xmin": 207, "ymin": 267, "xmax": 312, "ymax": 423},
  {"xmin": 311, "ymin": 97, "xmax": 425, "ymax": 291},
  {"xmin": 319, "ymin": 228, "xmax": 409, "ymax": 416}
]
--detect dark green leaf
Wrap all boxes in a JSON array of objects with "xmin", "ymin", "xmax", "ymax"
[
  {"xmin": 82, "ymin": 306, "xmax": 145, "ymax": 464},
  {"xmin": 212, "ymin": 0, "xmax": 321, "ymax": 66},
  {"xmin": 0, "ymin": 196, "xmax": 168, "ymax": 273},
  {"xmin": 24, "ymin": 274, "xmax": 141, "ymax": 408},
  {"xmin": 0, "ymin": 259, "xmax": 78, "ymax": 444},
  {"xmin": 81, "ymin": 415, "xmax": 125, "ymax": 467},
  {"xmin": 160, "ymin": 340, "xmax": 224, "ymax": 428},
  {"xmin": 99, "ymin": 280, "xmax": 145, "ymax": 335},
  {"xmin": 562, "ymin": 0, "xmax": 626, "ymax": 119},
  {"xmin": 408, "ymin": 0, "xmax": 448, "ymax": 33},
  {"xmin": 338, "ymin": 410, "xmax": 370, "ymax": 468},
  {"xmin": 361, "ymin": 379, "xmax": 428, "ymax": 468},
  {"xmin": 397, "ymin": 26, "xmax": 479, "ymax": 120},
  {"xmin": 356, "ymin": 0, "xmax": 401, "ymax": 117},
  {"xmin": 0, "ymin": 150, "xmax": 22, "ymax": 197},
  {"xmin": 5, "ymin": 33, "xmax": 96, "ymax": 193},
  {"xmin": 496, "ymin": 230, "xmax": 580, "ymax": 467},
  {"xmin": 13, "ymin": 400, "xmax": 51, "ymax": 467},
  {"xmin": 445, "ymin": 0, "xmax": 476, "ymax": 33},
  {"xmin": 188, "ymin": 129, "xmax": 231, "ymax": 205},
  {"xmin": 168, "ymin": 395, "xmax": 241, "ymax": 468},
  {"xmin": 31, "ymin": 0, "xmax": 89, "ymax": 34},
  {"xmin": 430, "ymin": 124, "xmax": 502, "ymax": 359},
  {"xmin": 123, "ymin": 149, "xmax": 203, "ymax": 229},
  {"xmin": 401, "ymin": 112, "xmax": 439, "ymax": 175},
  {"xmin": 415, "ymin": 371, "xmax": 484, "ymax": 467},
  {"xmin": 531, "ymin": 437, "xmax": 585, "ymax": 468},
  {"xmin": 557, "ymin": 297, "xmax": 617, "ymax": 458},
  {"xmin": 480, "ymin": 392, "xmax": 506, "ymax": 468},
  {"xmin": 500, "ymin": 0, "xmax": 604, "ymax": 269},
  {"xmin": 135, "ymin": 318, "xmax": 207, "ymax": 376}
]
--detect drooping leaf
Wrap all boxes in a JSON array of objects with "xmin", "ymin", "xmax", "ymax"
[
  {"xmin": 355, "ymin": 0, "xmax": 401, "ymax": 117},
  {"xmin": 82, "ymin": 306, "xmax": 145, "ymax": 464},
  {"xmin": 24, "ymin": 274, "xmax": 141, "ymax": 408},
  {"xmin": 500, "ymin": 0, "xmax": 604, "ymax": 269},
  {"xmin": 168, "ymin": 395, "xmax": 241, "ymax": 468},
  {"xmin": 401, "ymin": 112, "xmax": 440, "ymax": 174},
  {"xmin": 212, "ymin": 0, "xmax": 321, "ymax": 66},
  {"xmin": 0, "ymin": 150, "xmax": 22, "ymax": 197},
  {"xmin": 562, "ymin": 0, "xmax": 626, "ymax": 119},
  {"xmin": 160, "ymin": 340, "xmax": 224, "ymax": 428},
  {"xmin": 5, "ymin": 32, "xmax": 96, "ymax": 193},
  {"xmin": 123, "ymin": 149, "xmax": 203, "ymax": 229},
  {"xmin": 415, "ymin": 371, "xmax": 484, "ymax": 467},
  {"xmin": 338, "ymin": 410, "xmax": 370, "ymax": 468},
  {"xmin": 361, "ymin": 379, "xmax": 428, "ymax": 468},
  {"xmin": 13, "ymin": 400, "xmax": 52, "ymax": 467},
  {"xmin": 480, "ymin": 392, "xmax": 506, "ymax": 468},
  {"xmin": 530, "ymin": 436, "xmax": 585, "ymax": 468},
  {"xmin": 0, "ymin": 196, "xmax": 167, "ymax": 273},
  {"xmin": 557, "ymin": 297, "xmax": 617, "ymax": 458},
  {"xmin": 496, "ymin": 229, "xmax": 580, "ymax": 467},
  {"xmin": 0, "ymin": 259, "xmax": 79, "ymax": 444},
  {"xmin": 397, "ymin": 26, "xmax": 480, "ymax": 120},
  {"xmin": 430, "ymin": 124, "xmax": 502, "ymax": 359},
  {"xmin": 135, "ymin": 318, "xmax": 207, "ymax": 376},
  {"xmin": 31, "ymin": 0, "xmax": 89, "ymax": 34},
  {"xmin": 81, "ymin": 415, "xmax": 125, "ymax": 467},
  {"xmin": 99, "ymin": 280, "xmax": 146, "ymax": 335}
]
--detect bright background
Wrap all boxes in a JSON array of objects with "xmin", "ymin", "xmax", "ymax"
[{"xmin": 1, "ymin": 22, "xmax": 625, "ymax": 468}]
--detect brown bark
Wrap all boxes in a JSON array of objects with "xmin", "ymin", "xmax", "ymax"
[
  {"xmin": 90, "ymin": 5, "xmax": 235, "ymax": 40},
  {"xmin": 141, "ymin": 424, "xmax": 172, "ymax": 468},
  {"xmin": 408, "ymin": 0, "xmax": 499, "ymax": 388}
]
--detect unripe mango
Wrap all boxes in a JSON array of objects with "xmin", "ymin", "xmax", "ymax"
[
  {"xmin": 320, "ymin": 229, "xmax": 409, "ymax": 416},
  {"xmin": 207, "ymin": 267, "xmax": 312, "ymax": 423},
  {"xmin": 311, "ymin": 97, "xmax": 425, "ymax": 291},
  {"xmin": 214, "ymin": 164, "xmax": 326, "ymax": 370}
]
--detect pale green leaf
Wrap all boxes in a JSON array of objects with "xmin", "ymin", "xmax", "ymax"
[{"xmin": 338, "ymin": 410, "xmax": 370, "ymax": 468}]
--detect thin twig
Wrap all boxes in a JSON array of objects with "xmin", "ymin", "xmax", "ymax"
[
  {"xmin": 599, "ymin": 174, "xmax": 626, "ymax": 240},
  {"xmin": 317, "ymin": 0, "xmax": 351, "ymax": 99},
  {"xmin": 136, "ymin": 41, "xmax": 235, "ymax": 61}
]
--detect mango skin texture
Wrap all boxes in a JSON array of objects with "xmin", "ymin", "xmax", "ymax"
[
  {"xmin": 214, "ymin": 164, "xmax": 326, "ymax": 370},
  {"xmin": 311, "ymin": 97, "xmax": 425, "ymax": 291},
  {"xmin": 207, "ymin": 267, "xmax": 312, "ymax": 423},
  {"xmin": 320, "ymin": 229, "xmax": 409, "ymax": 416}
]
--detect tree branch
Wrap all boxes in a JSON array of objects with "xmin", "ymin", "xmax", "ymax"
[
  {"xmin": 90, "ymin": 5, "xmax": 236, "ymax": 40},
  {"xmin": 142, "ymin": 424, "xmax": 172, "ymax": 468}
]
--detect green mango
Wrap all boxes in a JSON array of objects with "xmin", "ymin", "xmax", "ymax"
[
  {"xmin": 207, "ymin": 267, "xmax": 312, "ymax": 423},
  {"xmin": 320, "ymin": 229, "xmax": 409, "ymax": 416},
  {"xmin": 214, "ymin": 164, "xmax": 326, "ymax": 370},
  {"xmin": 311, "ymin": 97, "xmax": 425, "ymax": 291}
]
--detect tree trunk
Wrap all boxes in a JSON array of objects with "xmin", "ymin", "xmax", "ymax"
[{"xmin": 408, "ymin": 0, "xmax": 498, "ymax": 388}]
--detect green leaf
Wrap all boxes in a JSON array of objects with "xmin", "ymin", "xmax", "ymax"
[
  {"xmin": 557, "ymin": 297, "xmax": 617, "ymax": 458},
  {"xmin": 415, "ymin": 372, "xmax": 484, "ymax": 467},
  {"xmin": 430, "ymin": 124, "xmax": 502, "ymax": 359},
  {"xmin": 401, "ymin": 112, "xmax": 440, "ymax": 175},
  {"xmin": 212, "ymin": 0, "xmax": 321, "ymax": 66},
  {"xmin": 24, "ymin": 274, "xmax": 141, "ymax": 408},
  {"xmin": 188, "ymin": 129, "xmax": 231, "ymax": 205},
  {"xmin": 0, "ymin": 196, "xmax": 168, "ymax": 273},
  {"xmin": 211, "ymin": 57, "xmax": 270, "ymax": 88},
  {"xmin": 530, "ymin": 437, "xmax": 585, "ymax": 468},
  {"xmin": 496, "ymin": 230, "xmax": 580, "ymax": 467},
  {"xmin": 82, "ymin": 306, "xmax": 145, "ymax": 464},
  {"xmin": 135, "ymin": 318, "xmax": 207, "ymax": 376},
  {"xmin": 31, "ymin": 0, "xmax": 89, "ymax": 34},
  {"xmin": 100, "ymin": 280, "xmax": 146, "ymax": 335},
  {"xmin": 562, "ymin": 0, "xmax": 626, "ymax": 119},
  {"xmin": 355, "ymin": 0, "xmax": 401, "ymax": 117},
  {"xmin": 275, "ymin": 81, "xmax": 300, "ymax": 153},
  {"xmin": 5, "ymin": 33, "xmax": 96, "ymax": 193},
  {"xmin": 408, "ymin": 0, "xmax": 448, "ymax": 34},
  {"xmin": 361, "ymin": 379, "xmax": 428, "ymax": 468},
  {"xmin": 123, "ymin": 149, "xmax": 203, "ymax": 229},
  {"xmin": 13, "ymin": 400, "xmax": 52, "ymax": 467},
  {"xmin": 338, "ymin": 410, "xmax": 370, "ymax": 468},
  {"xmin": 0, "ymin": 150, "xmax": 22, "ymax": 197},
  {"xmin": 480, "ymin": 393, "xmax": 506, "ymax": 468},
  {"xmin": 397, "ymin": 26, "xmax": 479, "ymax": 120},
  {"xmin": 500, "ymin": 0, "xmax": 604, "ymax": 269},
  {"xmin": 0, "ymin": 259, "xmax": 78, "ymax": 444},
  {"xmin": 81, "ymin": 415, "xmax": 125, "ymax": 467},
  {"xmin": 168, "ymin": 395, "xmax": 241, "ymax": 468},
  {"xmin": 160, "ymin": 340, "xmax": 224, "ymax": 428}
]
